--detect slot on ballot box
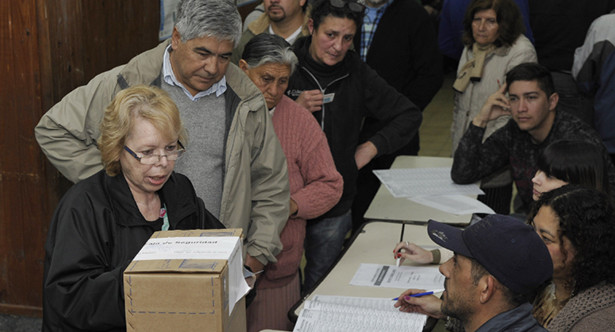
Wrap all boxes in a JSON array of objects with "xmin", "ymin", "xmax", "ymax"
[{"xmin": 123, "ymin": 229, "xmax": 248, "ymax": 332}]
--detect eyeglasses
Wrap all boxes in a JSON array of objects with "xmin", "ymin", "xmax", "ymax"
[
  {"xmin": 123, "ymin": 141, "xmax": 185, "ymax": 165},
  {"xmin": 329, "ymin": 0, "xmax": 364, "ymax": 13}
]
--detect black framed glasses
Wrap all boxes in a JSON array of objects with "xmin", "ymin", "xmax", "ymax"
[
  {"xmin": 123, "ymin": 141, "xmax": 185, "ymax": 165},
  {"xmin": 329, "ymin": 0, "xmax": 364, "ymax": 13}
]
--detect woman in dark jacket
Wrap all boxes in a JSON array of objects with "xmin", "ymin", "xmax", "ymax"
[
  {"xmin": 42, "ymin": 85, "xmax": 222, "ymax": 331},
  {"xmin": 285, "ymin": 0, "xmax": 422, "ymax": 291}
]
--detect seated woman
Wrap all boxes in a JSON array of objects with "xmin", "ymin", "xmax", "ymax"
[
  {"xmin": 451, "ymin": 0, "xmax": 537, "ymax": 214},
  {"xmin": 42, "ymin": 85, "xmax": 222, "ymax": 331},
  {"xmin": 393, "ymin": 185, "xmax": 615, "ymax": 331},
  {"xmin": 394, "ymin": 139, "xmax": 610, "ymax": 266},
  {"xmin": 529, "ymin": 185, "xmax": 615, "ymax": 330},
  {"xmin": 239, "ymin": 33, "xmax": 343, "ymax": 332},
  {"xmin": 531, "ymin": 139, "xmax": 610, "ymax": 200}
]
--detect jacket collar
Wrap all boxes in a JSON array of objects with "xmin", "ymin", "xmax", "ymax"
[
  {"xmin": 104, "ymin": 171, "xmax": 196, "ymax": 228},
  {"xmin": 118, "ymin": 40, "xmax": 169, "ymax": 89},
  {"xmin": 247, "ymin": 7, "xmax": 311, "ymax": 38},
  {"xmin": 115, "ymin": 40, "xmax": 264, "ymax": 114}
]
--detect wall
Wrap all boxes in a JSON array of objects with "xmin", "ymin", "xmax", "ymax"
[{"xmin": 0, "ymin": 0, "xmax": 159, "ymax": 316}]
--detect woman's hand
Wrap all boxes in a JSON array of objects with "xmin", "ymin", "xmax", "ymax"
[
  {"xmin": 393, "ymin": 241, "xmax": 434, "ymax": 265},
  {"xmin": 296, "ymin": 89, "xmax": 324, "ymax": 113},
  {"xmin": 354, "ymin": 141, "xmax": 378, "ymax": 170}
]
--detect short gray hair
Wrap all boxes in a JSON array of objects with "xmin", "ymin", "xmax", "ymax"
[
  {"xmin": 241, "ymin": 33, "xmax": 299, "ymax": 75},
  {"xmin": 175, "ymin": 0, "xmax": 242, "ymax": 47}
]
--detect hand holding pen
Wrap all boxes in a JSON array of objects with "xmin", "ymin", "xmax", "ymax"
[
  {"xmin": 395, "ymin": 223, "xmax": 405, "ymax": 267},
  {"xmin": 393, "ymin": 289, "xmax": 445, "ymax": 319},
  {"xmin": 393, "ymin": 241, "xmax": 434, "ymax": 265}
]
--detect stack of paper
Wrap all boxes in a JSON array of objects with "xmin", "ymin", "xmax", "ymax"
[
  {"xmin": 293, "ymin": 295, "xmax": 427, "ymax": 332},
  {"xmin": 373, "ymin": 167, "xmax": 494, "ymax": 215}
]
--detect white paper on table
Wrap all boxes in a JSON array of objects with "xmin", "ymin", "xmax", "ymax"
[
  {"xmin": 293, "ymin": 295, "xmax": 427, "ymax": 332},
  {"xmin": 350, "ymin": 263, "xmax": 444, "ymax": 290},
  {"xmin": 373, "ymin": 167, "xmax": 484, "ymax": 198},
  {"xmin": 132, "ymin": 236, "xmax": 250, "ymax": 316},
  {"xmin": 408, "ymin": 194, "xmax": 495, "ymax": 215}
]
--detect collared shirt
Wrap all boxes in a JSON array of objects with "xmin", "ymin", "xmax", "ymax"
[
  {"xmin": 360, "ymin": 0, "xmax": 393, "ymax": 61},
  {"xmin": 162, "ymin": 45, "xmax": 227, "ymax": 101},
  {"xmin": 269, "ymin": 25, "xmax": 303, "ymax": 45}
]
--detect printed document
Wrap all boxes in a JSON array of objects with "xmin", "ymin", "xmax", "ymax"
[
  {"xmin": 373, "ymin": 167, "xmax": 484, "ymax": 198},
  {"xmin": 293, "ymin": 295, "xmax": 427, "ymax": 331},
  {"xmin": 350, "ymin": 263, "xmax": 445, "ymax": 290},
  {"xmin": 408, "ymin": 194, "xmax": 495, "ymax": 215}
]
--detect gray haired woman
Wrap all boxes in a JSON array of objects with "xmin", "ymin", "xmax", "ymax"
[{"xmin": 239, "ymin": 33, "xmax": 343, "ymax": 332}]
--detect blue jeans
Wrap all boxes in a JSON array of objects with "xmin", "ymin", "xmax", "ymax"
[{"xmin": 303, "ymin": 210, "xmax": 352, "ymax": 292}]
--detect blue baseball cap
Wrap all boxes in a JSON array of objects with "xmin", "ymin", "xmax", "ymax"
[{"xmin": 427, "ymin": 215, "xmax": 553, "ymax": 294}]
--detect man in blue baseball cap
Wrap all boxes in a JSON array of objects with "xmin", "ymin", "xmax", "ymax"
[{"xmin": 394, "ymin": 215, "xmax": 553, "ymax": 332}]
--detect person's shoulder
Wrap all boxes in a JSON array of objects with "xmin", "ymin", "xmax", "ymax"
[
  {"xmin": 555, "ymin": 110, "xmax": 595, "ymax": 131},
  {"xmin": 58, "ymin": 171, "xmax": 108, "ymax": 208},
  {"xmin": 246, "ymin": 11, "xmax": 270, "ymax": 35},
  {"xmin": 387, "ymin": 0, "xmax": 427, "ymax": 16},
  {"xmin": 119, "ymin": 41, "xmax": 168, "ymax": 85},
  {"xmin": 512, "ymin": 34, "xmax": 534, "ymax": 49},
  {"xmin": 278, "ymin": 96, "xmax": 314, "ymax": 120},
  {"xmin": 590, "ymin": 12, "xmax": 615, "ymax": 30},
  {"xmin": 292, "ymin": 36, "xmax": 310, "ymax": 55},
  {"xmin": 225, "ymin": 64, "xmax": 264, "ymax": 102}
]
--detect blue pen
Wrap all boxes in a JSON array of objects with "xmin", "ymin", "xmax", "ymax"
[{"xmin": 392, "ymin": 291, "xmax": 434, "ymax": 301}]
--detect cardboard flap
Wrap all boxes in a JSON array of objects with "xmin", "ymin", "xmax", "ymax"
[
  {"xmin": 126, "ymin": 259, "xmax": 226, "ymax": 274},
  {"xmin": 126, "ymin": 228, "xmax": 244, "ymax": 274},
  {"xmin": 150, "ymin": 229, "xmax": 243, "ymax": 239}
]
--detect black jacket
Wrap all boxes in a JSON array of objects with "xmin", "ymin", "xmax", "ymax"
[
  {"xmin": 287, "ymin": 37, "xmax": 422, "ymax": 218},
  {"xmin": 353, "ymin": 0, "xmax": 442, "ymax": 111},
  {"xmin": 451, "ymin": 110, "xmax": 615, "ymax": 211},
  {"xmin": 42, "ymin": 170, "xmax": 222, "ymax": 331}
]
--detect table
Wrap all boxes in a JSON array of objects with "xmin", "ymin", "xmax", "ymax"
[
  {"xmin": 291, "ymin": 221, "xmax": 444, "ymax": 320},
  {"xmin": 364, "ymin": 156, "xmax": 474, "ymax": 225}
]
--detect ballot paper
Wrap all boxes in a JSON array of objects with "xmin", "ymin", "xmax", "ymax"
[
  {"xmin": 293, "ymin": 295, "xmax": 427, "ymax": 332},
  {"xmin": 350, "ymin": 263, "xmax": 445, "ymax": 290},
  {"xmin": 408, "ymin": 194, "xmax": 495, "ymax": 215},
  {"xmin": 132, "ymin": 236, "xmax": 250, "ymax": 316},
  {"xmin": 373, "ymin": 167, "xmax": 484, "ymax": 198}
]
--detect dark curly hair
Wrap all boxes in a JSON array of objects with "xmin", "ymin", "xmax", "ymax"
[
  {"xmin": 528, "ymin": 185, "xmax": 615, "ymax": 294},
  {"xmin": 461, "ymin": 0, "xmax": 525, "ymax": 48}
]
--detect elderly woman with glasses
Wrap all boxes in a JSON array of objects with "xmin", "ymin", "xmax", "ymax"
[
  {"xmin": 239, "ymin": 33, "xmax": 343, "ymax": 332},
  {"xmin": 42, "ymin": 85, "xmax": 222, "ymax": 331}
]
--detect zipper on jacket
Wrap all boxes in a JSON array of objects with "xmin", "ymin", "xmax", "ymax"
[{"xmin": 300, "ymin": 66, "xmax": 349, "ymax": 131}]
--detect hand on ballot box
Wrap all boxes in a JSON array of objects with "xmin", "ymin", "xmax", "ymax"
[
  {"xmin": 394, "ymin": 288, "xmax": 445, "ymax": 319},
  {"xmin": 393, "ymin": 241, "xmax": 435, "ymax": 265}
]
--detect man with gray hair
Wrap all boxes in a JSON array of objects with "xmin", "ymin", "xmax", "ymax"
[{"xmin": 35, "ymin": 0, "xmax": 290, "ymax": 277}]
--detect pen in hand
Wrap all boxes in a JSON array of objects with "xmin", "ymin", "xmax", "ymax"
[
  {"xmin": 392, "ymin": 291, "xmax": 435, "ymax": 301},
  {"xmin": 396, "ymin": 223, "xmax": 405, "ymax": 267}
]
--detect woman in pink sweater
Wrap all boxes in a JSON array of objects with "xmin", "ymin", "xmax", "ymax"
[{"xmin": 239, "ymin": 33, "xmax": 343, "ymax": 332}]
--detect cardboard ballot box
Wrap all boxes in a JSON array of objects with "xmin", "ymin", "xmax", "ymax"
[{"xmin": 124, "ymin": 229, "xmax": 248, "ymax": 332}]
